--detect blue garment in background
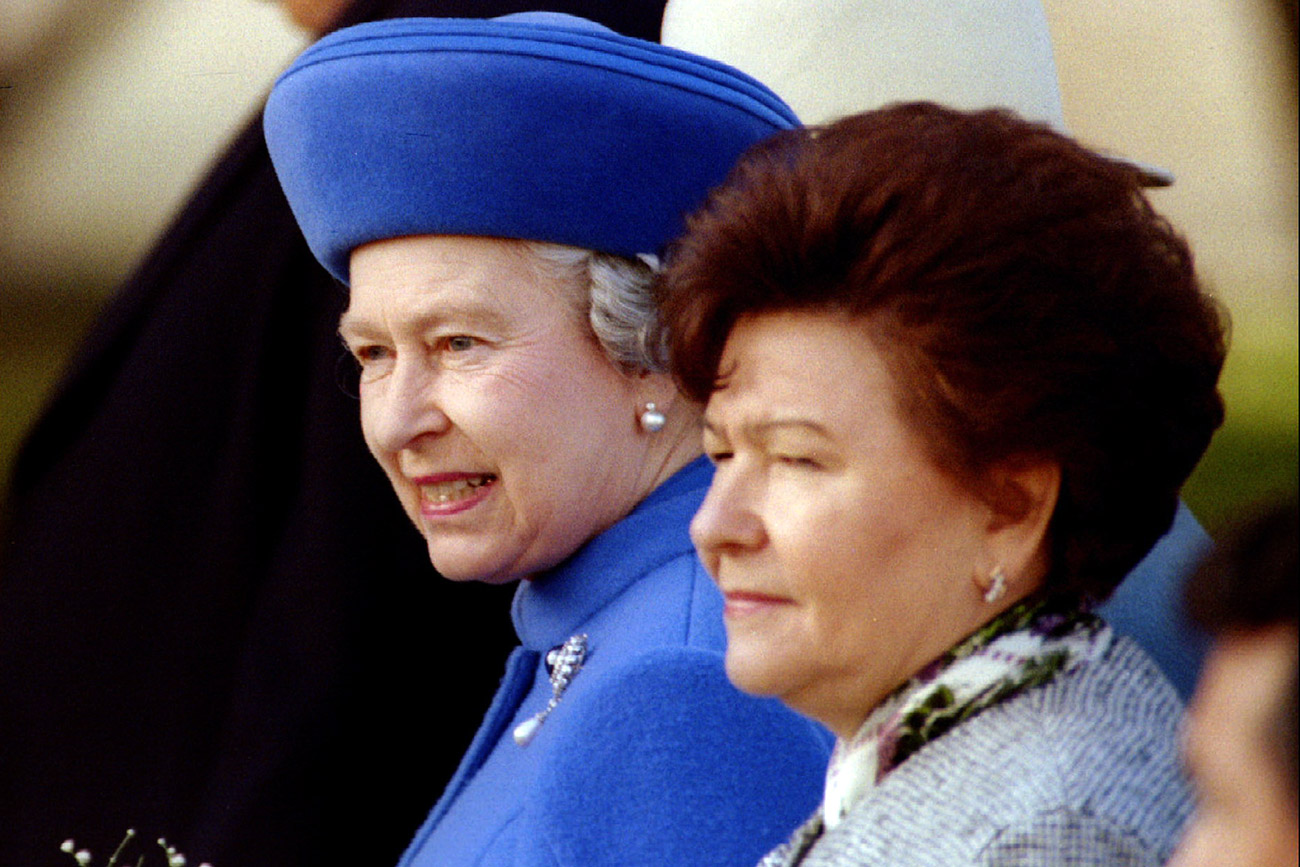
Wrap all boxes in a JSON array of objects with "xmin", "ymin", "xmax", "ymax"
[{"xmin": 1097, "ymin": 500, "xmax": 1212, "ymax": 699}]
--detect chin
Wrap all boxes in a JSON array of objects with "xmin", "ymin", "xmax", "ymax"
[
  {"xmin": 432, "ymin": 565, "xmax": 520, "ymax": 585},
  {"xmin": 425, "ymin": 544, "xmax": 513, "ymax": 585},
  {"xmin": 723, "ymin": 649, "xmax": 785, "ymax": 698}
]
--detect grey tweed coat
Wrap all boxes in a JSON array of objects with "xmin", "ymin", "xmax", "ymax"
[{"xmin": 760, "ymin": 634, "xmax": 1193, "ymax": 867}]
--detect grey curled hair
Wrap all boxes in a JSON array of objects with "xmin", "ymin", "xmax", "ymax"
[{"xmin": 526, "ymin": 241, "xmax": 667, "ymax": 375}]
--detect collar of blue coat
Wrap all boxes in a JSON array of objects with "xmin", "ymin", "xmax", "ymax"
[{"xmin": 511, "ymin": 455, "xmax": 713, "ymax": 651}]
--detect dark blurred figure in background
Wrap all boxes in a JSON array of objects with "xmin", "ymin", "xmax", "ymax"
[
  {"xmin": 0, "ymin": 2, "xmax": 667, "ymax": 865},
  {"xmin": 1173, "ymin": 497, "xmax": 1298, "ymax": 867}
]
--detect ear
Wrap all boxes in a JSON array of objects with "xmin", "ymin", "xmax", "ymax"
[
  {"xmin": 631, "ymin": 369, "xmax": 688, "ymax": 415},
  {"xmin": 628, "ymin": 369, "xmax": 704, "ymax": 440},
  {"xmin": 981, "ymin": 459, "xmax": 1061, "ymax": 595}
]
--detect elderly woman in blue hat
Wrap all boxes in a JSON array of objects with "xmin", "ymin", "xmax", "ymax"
[{"xmin": 264, "ymin": 12, "xmax": 830, "ymax": 867}]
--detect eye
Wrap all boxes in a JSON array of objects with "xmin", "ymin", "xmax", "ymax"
[
  {"xmin": 776, "ymin": 454, "xmax": 822, "ymax": 470},
  {"xmin": 444, "ymin": 335, "xmax": 478, "ymax": 352},
  {"xmin": 701, "ymin": 429, "xmax": 731, "ymax": 465},
  {"xmin": 345, "ymin": 342, "xmax": 396, "ymax": 383},
  {"xmin": 353, "ymin": 344, "xmax": 391, "ymax": 364}
]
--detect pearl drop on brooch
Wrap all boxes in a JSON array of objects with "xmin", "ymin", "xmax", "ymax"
[{"xmin": 512, "ymin": 716, "xmax": 542, "ymax": 747}]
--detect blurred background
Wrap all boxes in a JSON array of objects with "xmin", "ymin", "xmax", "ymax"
[{"xmin": 1, "ymin": 0, "xmax": 1296, "ymax": 535}]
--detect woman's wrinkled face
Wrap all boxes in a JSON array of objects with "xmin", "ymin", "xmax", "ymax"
[
  {"xmin": 341, "ymin": 235, "xmax": 656, "ymax": 584},
  {"xmin": 691, "ymin": 311, "xmax": 993, "ymax": 738}
]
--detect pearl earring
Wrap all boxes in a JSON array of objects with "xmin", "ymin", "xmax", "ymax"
[
  {"xmin": 639, "ymin": 402, "xmax": 666, "ymax": 433},
  {"xmin": 983, "ymin": 567, "xmax": 1007, "ymax": 604}
]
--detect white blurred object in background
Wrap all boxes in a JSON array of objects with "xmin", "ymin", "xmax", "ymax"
[{"xmin": 0, "ymin": 0, "xmax": 306, "ymax": 297}]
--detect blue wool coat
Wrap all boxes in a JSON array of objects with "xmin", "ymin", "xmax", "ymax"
[{"xmin": 397, "ymin": 457, "xmax": 833, "ymax": 867}]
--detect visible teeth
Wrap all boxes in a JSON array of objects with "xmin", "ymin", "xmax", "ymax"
[{"xmin": 421, "ymin": 475, "xmax": 495, "ymax": 503}]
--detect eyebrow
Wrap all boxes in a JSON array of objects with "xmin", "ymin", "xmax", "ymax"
[
  {"xmin": 337, "ymin": 298, "xmax": 508, "ymax": 340},
  {"xmin": 703, "ymin": 417, "xmax": 833, "ymax": 440},
  {"xmin": 336, "ymin": 310, "xmax": 373, "ymax": 341}
]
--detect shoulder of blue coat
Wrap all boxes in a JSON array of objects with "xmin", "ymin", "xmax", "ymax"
[{"xmin": 524, "ymin": 646, "xmax": 831, "ymax": 867}]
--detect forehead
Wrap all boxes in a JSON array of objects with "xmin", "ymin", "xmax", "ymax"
[
  {"xmin": 706, "ymin": 311, "xmax": 897, "ymax": 421},
  {"xmin": 342, "ymin": 234, "xmax": 580, "ymax": 328}
]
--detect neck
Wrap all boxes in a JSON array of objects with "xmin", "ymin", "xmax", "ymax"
[{"xmin": 642, "ymin": 413, "xmax": 704, "ymax": 495}]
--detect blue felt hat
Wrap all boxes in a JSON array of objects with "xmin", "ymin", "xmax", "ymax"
[{"xmin": 264, "ymin": 14, "xmax": 800, "ymax": 284}]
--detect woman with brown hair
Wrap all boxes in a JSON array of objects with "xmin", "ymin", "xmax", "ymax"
[{"xmin": 658, "ymin": 102, "xmax": 1226, "ymax": 865}]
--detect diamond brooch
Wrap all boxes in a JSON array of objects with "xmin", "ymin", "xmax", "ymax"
[{"xmin": 513, "ymin": 633, "xmax": 589, "ymax": 747}]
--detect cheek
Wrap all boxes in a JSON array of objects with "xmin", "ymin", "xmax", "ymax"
[
  {"xmin": 356, "ymin": 384, "xmax": 390, "ymax": 451},
  {"xmin": 769, "ymin": 496, "xmax": 880, "ymax": 618},
  {"xmin": 473, "ymin": 347, "xmax": 624, "ymax": 438},
  {"xmin": 803, "ymin": 560, "xmax": 886, "ymax": 662},
  {"xmin": 772, "ymin": 485, "xmax": 949, "ymax": 655},
  {"xmin": 355, "ymin": 388, "xmax": 418, "ymax": 500},
  {"xmin": 775, "ymin": 484, "xmax": 909, "ymax": 580}
]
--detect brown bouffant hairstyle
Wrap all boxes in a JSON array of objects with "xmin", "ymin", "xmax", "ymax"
[{"xmin": 658, "ymin": 102, "xmax": 1226, "ymax": 603}]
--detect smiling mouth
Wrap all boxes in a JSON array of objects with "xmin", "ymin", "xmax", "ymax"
[{"xmin": 419, "ymin": 474, "xmax": 497, "ymax": 504}]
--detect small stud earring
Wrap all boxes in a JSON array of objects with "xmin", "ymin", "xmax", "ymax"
[
  {"xmin": 983, "ymin": 567, "xmax": 1007, "ymax": 604},
  {"xmin": 639, "ymin": 402, "xmax": 666, "ymax": 433}
]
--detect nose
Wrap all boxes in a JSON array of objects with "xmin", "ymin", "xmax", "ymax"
[
  {"xmin": 361, "ymin": 353, "xmax": 451, "ymax": 455},
  {"xmin": 690, "ymin": 464, "xmax": 766, "ymax": 560}
]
